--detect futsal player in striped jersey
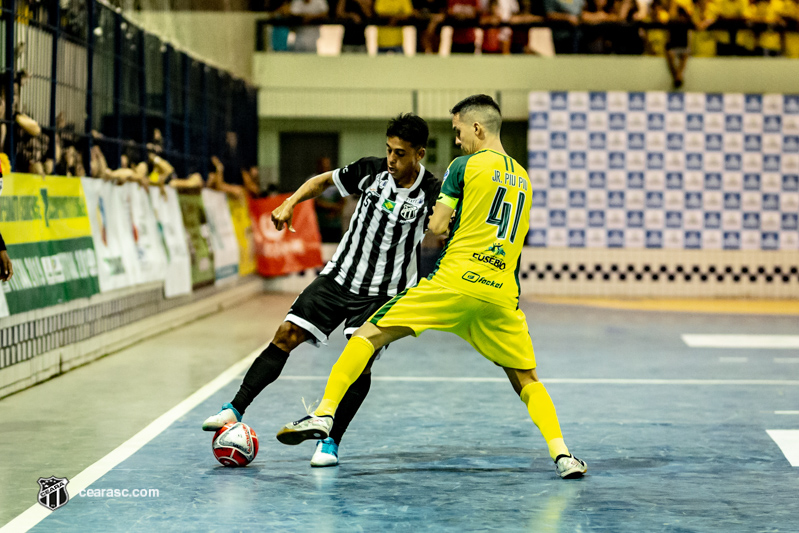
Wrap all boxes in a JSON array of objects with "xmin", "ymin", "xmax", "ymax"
[
  {"xmin": 276, "ymin": 95, "xmax": 587, "ymax": 479},
  {"xmin": 202, "ymin": 114, "xmax": 440, "ymax": 467}
]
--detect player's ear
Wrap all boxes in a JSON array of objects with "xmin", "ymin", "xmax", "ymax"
[{"xmin": 416, "ymin": 147, "xmax": 426, "ymax": 161}]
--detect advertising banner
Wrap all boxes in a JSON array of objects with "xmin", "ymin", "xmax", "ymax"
[
  {"xmin": 82, "ymin": 178, "xmax": 139, "ymax": 291},
  {"xmin": 0, "ymin": 174, "xmax": 99, "ymax": 315},
  {"xmin": 228, "ymin": 195, "xmax": 256, "ymax": 276},
  {"xmin": 149, "ymin": 187, "xmax": 192, "ymax": 298},
  {"xmin": 178, "ymin": 191, "xmax": 215, "ymax": 289},
  {"xmin": 249, "ymin": 194, "xmax": 323, "ymax": 277},
  {"xmin": 201, "ymin": 189, "xmax": 240, "ymax": 284},
  {"xmin": 127, "ymin": 183, "xmax": 168, "ymax": 284}
]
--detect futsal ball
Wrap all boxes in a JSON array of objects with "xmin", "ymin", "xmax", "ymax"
[{"xmin": 212, "ymin": 422, "xmax": 259, "ymax": 467}]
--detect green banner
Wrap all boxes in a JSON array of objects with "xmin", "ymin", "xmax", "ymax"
[
  {"xmin": 178, "ymin": 192, "xmax": 215, "ymax": 289},
  {"xmin": 0, "ymin": 174, "xmax": 100, "ymax": 315}
]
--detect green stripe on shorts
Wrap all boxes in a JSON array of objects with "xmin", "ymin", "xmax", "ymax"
[{"xmin": 370, "ymin": 288, "xmax": 409, "ymax": 325}]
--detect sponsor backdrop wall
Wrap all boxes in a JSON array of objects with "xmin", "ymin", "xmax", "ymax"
[{"xmin": 524, "ymin": 91, "xmax": 799, "ymax": 298}]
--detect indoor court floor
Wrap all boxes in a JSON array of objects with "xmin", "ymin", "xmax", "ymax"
[{"xmin": 1, "ymin": 292, "xmax": 798, "ymax": 532}]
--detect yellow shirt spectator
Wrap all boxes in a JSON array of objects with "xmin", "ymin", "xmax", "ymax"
[
  {"xmin": 375, "ymin": 0, "xmax": 414, "ymax": 50},
  {"xmin": 783, "ymin": 0, "xmax": 799, "ymax": 56},
  {"xmin": 751, "ymin": 0, "xmax": 784, "ymax": 52}
]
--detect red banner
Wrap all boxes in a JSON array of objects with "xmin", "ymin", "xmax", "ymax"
[{"xmin": 249, "ymin": 194, "xmax": 324, "ymax": 277}]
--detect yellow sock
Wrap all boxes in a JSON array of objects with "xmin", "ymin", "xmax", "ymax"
[
  {"xmin": 520, "ymin": 382, "xmax": 569, "ymax": 461},
  {"xmin": 314, "ymin": 336, "xmax": 375, "ymax": 417}
]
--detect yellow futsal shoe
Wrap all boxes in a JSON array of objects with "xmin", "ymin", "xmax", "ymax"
[{"xmin": 555, "ymin": 454, "xmax": 588, "ymax": 479}]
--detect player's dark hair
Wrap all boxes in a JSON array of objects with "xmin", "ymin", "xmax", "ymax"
[
  {"xmin": 386, "ymin": 113, "xmax": 429, "ymax": 149},
  {"xmin": 450, "ymin": 94, "xmax": 503, "ymax": 134}
]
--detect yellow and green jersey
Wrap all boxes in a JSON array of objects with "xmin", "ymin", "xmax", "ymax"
[{"xmin": 429, "ymin": 149, "xmax": 529, "ymax": 310}]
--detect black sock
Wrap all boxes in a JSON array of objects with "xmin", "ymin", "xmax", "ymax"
[
  {"xmin": 230, "ymin": 343, "xmax": 290, "ymax": 415},
  {"xmin": 328, "ymin": 372, "xmax": 372, "ymax": 445}
]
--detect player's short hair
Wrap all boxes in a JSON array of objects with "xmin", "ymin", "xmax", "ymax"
[
  {"xmin": 386, "ymin": 113, "xmax": 429, "ymax": 149},
  {"xmin": 450, "ymin": 94, "xmax": 502, "ymax": 134}
]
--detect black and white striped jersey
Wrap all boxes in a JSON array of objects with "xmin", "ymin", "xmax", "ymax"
[{"xmin": 321, "ymin": 156, "xmax": 440, "ymax": 297}]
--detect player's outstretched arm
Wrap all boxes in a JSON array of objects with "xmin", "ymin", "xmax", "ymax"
[
  {"xmin": 427, "ymin": 201, "xmax": 455, "ymax": 235},
  {"xmin": 271, "ymin": 171, "xmax": 335, "ymax": 232}
]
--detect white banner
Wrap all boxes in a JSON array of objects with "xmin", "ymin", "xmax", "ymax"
[
  {"xmin": 127, "ymin": 183, "xmax": 168, "ymax": 284},
  {"xmin": 201, "ymin": 189, "xmax": 240, "ymax": 285},
  {"xmin": 82, "ymin": 178, "xmax": 139, "ymax": 292},
  {"xmin": 149, "ymin": 187, "xmax": 192, "ymax": 298}
]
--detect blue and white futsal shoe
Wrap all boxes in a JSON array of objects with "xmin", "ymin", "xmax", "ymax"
[
  {"xmin": 201, "ymin": 402, "xmax": 242, "ymax": 431},
  {"xmin": 555, "ymin": 454, "xmax": 588, "ymax": 479},
  {"xmin": 311, "ymin": 437, "xmax": 339, "ymax": 467},
  {"xmin": 276, "ymin": 414, "xmax": 334, "ymax": 445}
]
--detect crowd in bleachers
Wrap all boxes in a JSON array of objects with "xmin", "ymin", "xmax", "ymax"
[
  {"xmin": 262, "ymin": 0, "xmax": 799, "ymax": 57},
  {"xmin": 1, "ymin": 0, "xmax": 261, "ymax": 198}
]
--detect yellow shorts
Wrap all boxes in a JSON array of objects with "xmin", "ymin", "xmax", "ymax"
[{"xmin": 369, "ymin": 278, "xmax": 536, "ymax": 370}]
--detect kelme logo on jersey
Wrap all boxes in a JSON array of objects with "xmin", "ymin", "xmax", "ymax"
[
  {"xmin": 462, "ymin": 271, "xmax": 503, "ymax": 289},
  {"xmin": 470, "ymin": 243, "xmax": 506, "ymax": 271}
]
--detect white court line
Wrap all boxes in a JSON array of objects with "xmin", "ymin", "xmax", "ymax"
[
  {"xmin": 766, "ymin": 430, "xmax": 799, "ymax": 467},
  {"xmin": 682, "ymin": 334, "xmax": 799, "ymax": 349},
  {"xmin": 774, "ymin": 358, "xmax": 799, "ymax": 364},
  {"xmin": 281, "ymin": 376, "xmax": 799, "ymax": 386},
  {"xmin": 775, "ymin": 411, "xmax": 799, "ymax": 415},
  {"xmin": 0, "ymin": 342, "xmax": 268, "ymax": 533},
  {"xmin": 719, "ymin": 357, "xmax": 748, "ymax": 363}
]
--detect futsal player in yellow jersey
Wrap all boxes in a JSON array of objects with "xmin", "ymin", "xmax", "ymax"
[{"xmin": 277, "ymin": 95, "xmax": 587, "ymax": 479}]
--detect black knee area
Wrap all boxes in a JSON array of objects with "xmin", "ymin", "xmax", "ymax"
[{"xmin": 273, "ymin": 322, "xmax": 310, "ymax": 352}]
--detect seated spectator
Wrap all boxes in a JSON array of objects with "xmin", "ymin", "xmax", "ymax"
[
  {"xmin": 750, "ymin": 0, "xmax": 785, "ymax": 56},
  {"xmin": 707, "ymin": 0, "xmax": 754, "ymax": 55},
  {"xmin": 448, "ymin": 0, "xmax": 482, "ymax": 53},
  {"xmin": 337, "ymin": 0, "xmax": 373, "ymax": 53},
  {"xmin": 642, "ymin": 0, "xmax": 670, "ymax": 55},
  {"xmin": 784, "ymin": 0, "xmax": 799, "ymax": 58},
  {"xmin": 414, "ymin": 0, "xmax": 447, "ymax": 53},
  {"xmin": 581, "ymin": 0, "xmax": 619, "ymax": 53},
  {"xmin": 509, "ymin": 0, "xmax": 545, "ymax": 54},
  {"xmin": 543, "ymin": 0, "xmax": 584, "ymax": 54},
  {"xmin": 481, "ymin": 0, "xmax": 518, "ymax": 54},
  {"xmin": 375, "ymin": 0, "xmax": 415, "ymax": 53},
  {"xmin": 276, "ymin": 0, "xmax": 330, "ymax": 53}
]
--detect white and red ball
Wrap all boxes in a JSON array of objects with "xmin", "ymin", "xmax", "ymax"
[{"xmin": 212, "ymin": 422, "xmax": 259, "ymax": 467}]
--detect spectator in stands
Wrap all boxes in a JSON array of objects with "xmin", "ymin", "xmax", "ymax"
[
  {"xmin": 509, "ymin": 0, "xmax": 545, "ymax": 54},
  {"xmin": 750, "ymin": 0, "xmax": 785, "ymax": 56},
  {"xmin": 448, "ymin": 0, "xmax": 482, "ymax": 53},
  {"xmin": 414, "ymin": 0, "xmax": 447, "ymax": 53},
  {"xmin": 784, "ymin": 0, "xmax": 799, "ymax": 57},
  {"xmin": 337, "ymin": 0, "xmax": 373, "ymax": 52},
  {"xmin": 708, "ymin": 0, "xmax": 753, "ymax": 55},
  {"xmin": 481, "ymin": 0, "xmax": 518, "ymax": 54},
  {"xmin": 642, "ymin": 0, "xmax": 670, "ymax": 55},
  {"xmin": 277, "ymin": 0, "xmax": 330, "ymax": 52},
  {"xmin": 375, "ymin": 0, "xmax": 415, "ymax": 53},
  {"xmin": 581, "ymin": 0, "xmax": 618, "ymax": 53},
  {"xmin": 543, "ymin": 0, "xmax": 584, "ymax": 54},
  {"xmin": 1, "ymin": 71, "xmax": 47, "ymax": 175},
  {"xmin": 692, "ymin": 0, "xmax": 718, "ymax": 57},
  {"xmin": 665, "ymin": 0, "xmax": 693, "ymax": 87}
]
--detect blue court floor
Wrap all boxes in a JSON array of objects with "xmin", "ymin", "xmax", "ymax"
[{"xmin": 7, "ymin": 298, "xmax": 799, "ymax": 532}]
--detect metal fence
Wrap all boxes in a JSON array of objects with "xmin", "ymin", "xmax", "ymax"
[{"xmin": 2, "ymin": 0, "xmax": 257, "ymax": 181}]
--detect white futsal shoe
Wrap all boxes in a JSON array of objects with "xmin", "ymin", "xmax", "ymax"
[
  {"xmin": 276, "ymin": 414, "xmax": 334, "ymax": 445},
  {"xmin": 310, "ymin": 437, "xmax": 340, "ymax": 467},
  {"xmin": 201, "ymin": 402, "xmax": 242, "ymax": 431},
  {"xmin": 555, "ymin": 454, "xmax": 588, "ymax": 479}
]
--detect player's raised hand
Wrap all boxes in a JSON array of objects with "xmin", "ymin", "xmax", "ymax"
[
  {"xmin": 271, "ymin": 200, "xmax": 296, "ymax": 232},
  {"xmin": 0, "ymin": 250, "xmax": 13, "ymax": 282}
]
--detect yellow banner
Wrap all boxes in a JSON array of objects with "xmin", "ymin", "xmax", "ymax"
[
  {"xmin": 228, "ymin": 196, "xmax": 256, "ymax": 276},
  {"xmin": 0, "ymin": 173, "xmax": 92, "ymax": 244}
]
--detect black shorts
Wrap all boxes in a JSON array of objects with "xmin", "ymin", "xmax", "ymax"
[{"xmin": 286, "ymin": 274, "xmax": 392, "ymax": 347}]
